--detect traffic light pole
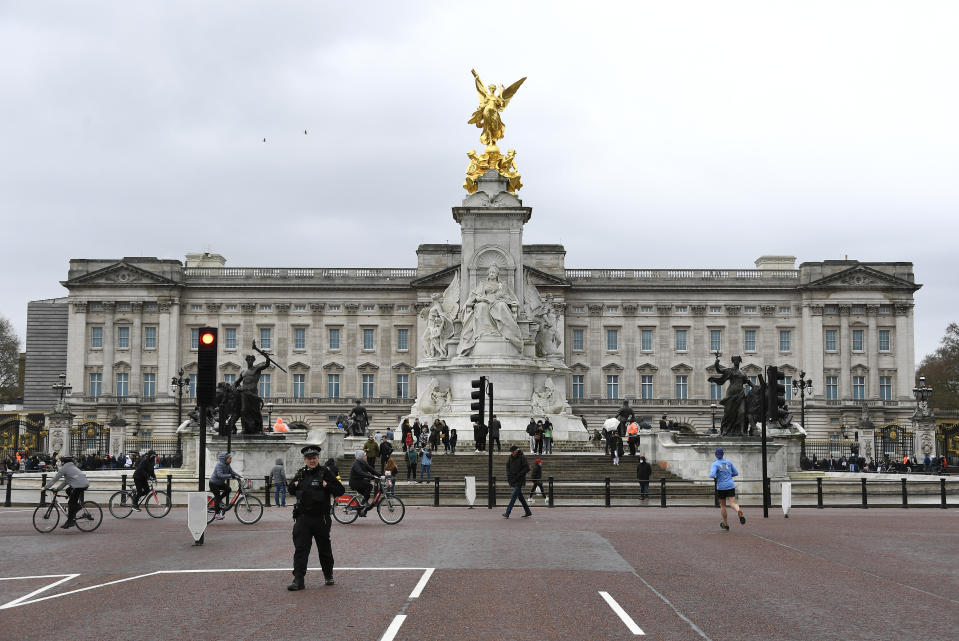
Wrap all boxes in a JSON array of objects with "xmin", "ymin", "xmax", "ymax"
[
  {"xmin": 487, "ymin": 381, "xmax": 494, "ymax": 510},
  {"xmin": 761, "ymin": 368, "xmax": 769, "ymax": 519}
]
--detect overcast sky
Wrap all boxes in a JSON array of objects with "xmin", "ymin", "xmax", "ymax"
[{"xmin": 2, "ymin": 1, "xmax": 957, "ymax": 364}]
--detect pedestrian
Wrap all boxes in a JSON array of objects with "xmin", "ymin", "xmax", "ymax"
[
  {"xmin": 923, "ymin": 453, "xmax": 931, "ymax": 474},
  {"xmin": 404, "ymin": 430, "xmax": 414, "ymax": 452},
  {"xmin": 400, "ymin": 419, "xmax": 411, "ymax": 451},
  {"xmin": 626, "ymin": 421, "xmax": 640, "ymax": 456},
  {"xmin": 609, "ymin": 432, "xmax": 623, "ymax": 466},
  {"xmin": 526, "ymin": 418, "xmax": 537, "ymax": 453},
  {"xmin": 601, "ymin": 424, "xmax": 611, "ymax": 456},
  {"xmin": 406, "ymin": 446, "xmax": 418, "ymax": 483},
  {"xmin": 449, "ymin": 428, "xmax": 458, "ymax": 455},
  {"xmin": 441, "ymin": 424, "xmax": 450, "ymax": 454},
  {"xmin": 287, "ymin": 445, "xmax": 344, "ymax": 591},
  {"xmin": 502, "ymin": 446, "xmax": 532, "ymax": 519},
  {"xmin": 529, "ymin": 458, "xmax": 544, "ymax": 503},
  {"xmin": 533, "ymin": 420, "xmax": 545, "ymax": 454},
  {"xmin": 384, "ymin": 456, "xmax": 398, "ymax": 493},
  {"xmin": 488, "ymin": 414, "xmax": 502, "ymax": 452},
  {"xmin": 385, "ymin": 426, "xmax": 394, "ymax": 443},
  {"xmin": 363, "ymin": 434, "xmax": 379, "ymax": 468},
  {"xmin": 636, "ymin": 453, "xmax": 652, "ymax": 500},
  {"xmin": 417, "ymin": 429, "xmax": 429, "ymax": 449},
  {"xmin": 412, "ymin": 418, "xmax": 422, "ymax": 441},
  {"xmin": 429, "ymin": 421, "xmax": 442, "ymax": 452},
  {"xmin": 271, "ymin": 457, "xmax": 287, "ymax": 506},
  {"xmin": 379, "ymin": 437, "xmax": 394, "ymax": 474},
  {"xmin": 709, "ymin": 448, "xmax": 745, "ymax": 531},
  {"xmin": 659, "ymin": 415, "xmax": 668, "ymax": 431},
  {"xmin": 473, "ymin": 421, "xmax": 487, "ymax": 452},
  {"xmin": 543, "ymin": 419, "xmax": 553, "ymax": 455},
  {"xmin": 420, "ymin": 446, "xmax": 433, "ymax": 482}
]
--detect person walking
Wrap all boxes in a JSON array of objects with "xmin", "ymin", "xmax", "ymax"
[
  {"xmin": 405, "ymin": 446, "xmax": 418, "ymax": 483},
  {"xmin": 502, "ymin": 446, "xmax": 532, "ymax": 518},
  {"xmin": 529, "ymin": 458, "xmax": 544, "ymax": 503},
  {"xmin": 488, "ymin": 415, "xmax": 502, "ymax": 452},
  {"xmin": 636, "ymin": 453, "xmax": 652, "ymax": 501},
  {"xmin": 379, "ymin": 437, "xmax": 394, "ymax": 474},
  {"xmin": 449, "ymin": 428, "xmax": 458, "ymax": 455},
  {"xmin": 526, "ymin": 419, "xmax": 537, "ymax": 453},
  {"xmin": 441, "ymin": 424, "xmax": 451, "ymax": 454},
  {"xmin": 709, "ymin": 448, "xmax": 745, "ymax": 531},
  {"xmin": 626, "ymin": 422, "xmax": 640, "ymax": 456},
  {"xmin": 287, "ymin": 445, "xmax": 344, "ymax": 590},
  {"xmin": 271, "ymin": 457, "xmax": 288, "ymax": 506},
  {"xmin": 363, "ymin": 435, "xmax": 379, "ymax": 468},
  {"xmin": 609, "ymin": 432, "xmax": 623, "ymax": 466},
  {"xmin": 420, "ymin": 446, "xmax": 433, "ymax": 482},
  {"xmin": 473, "ymin": 421, "xmax": 487, "ymax": 452},
  {"xmin": 543, "ymin": 419, "xmax": 553, "ymax": 455},
  {"xmin": 533, "ymin": 420, "xmax": 545, "ymax": 455}
]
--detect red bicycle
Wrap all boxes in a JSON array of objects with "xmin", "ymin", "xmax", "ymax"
[
  {"xmin": 206, "ymin": 477, "xmax": 264, "ymax": 524},
  {"xmin": 332, "ymin": 476, "xmax": 405, "ymax": 525}
]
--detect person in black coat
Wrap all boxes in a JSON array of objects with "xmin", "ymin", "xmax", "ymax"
[
  {"xmin": 131, "ymin": 449, "xmax": 157, "ymax": 510},
  {"xmin": 636, "ymin": 454, "xmax": 652, "ymax": 500},
  {"xmin": 348, "ymin": 451, "xmax": 378, "ymax": 516},
  {"xmin": 287, "ymin": 445, "xmax": 345, "ymax": 591},
  {"xmin": 488, "ymin": 415, "xmax": 502, "ymax": 452},
  {"xmin": 503, "ymin": 446, "xmax": 532, "ymax": 518},
  {"xmin": 609, "ymin": 433, "xmax": 623, "ymax": 465}
]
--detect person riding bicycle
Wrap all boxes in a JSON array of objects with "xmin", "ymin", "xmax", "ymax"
[
  {"xmin": 349, "ymin": 450, "xmax": 378, "ymax": 517},
  {"xmin": 209, "ymin": 451, "xmax": 242, "ymax": 520},
  {"xmin": 42, "ymin": 456, "xmax": 89, "ymax": 529},
  {"xmin": 130, "ymin": 449, "xmax": 157, "ymax": 511}
]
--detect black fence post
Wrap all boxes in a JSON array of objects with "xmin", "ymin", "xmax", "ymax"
[
  {"xmin": 4, "ymin": 473, "xmax": 12, "ymax": 507},
  {"xmin": 941, "ymin": 478, "xmax": 947, "ymax": 509},
  {"xmin": 861, "ymin": 477, "xmax": 868, "ymax": 508},
  {"xmin": 121, "ymin": 474, "xmax": 128, "ymax": 494},
  {"xmin": 901, "ymin": 477, "xmax": 908, "ymax": 507},
  {"xmin": 547, "ymin": 476, "xmax": 554, "ymax": 508},
  {"xmin": 660, "ymin": 477, "xmax": 667, "ymax": 508},
  {"xmin": 433, "ymin": 477, "xmax": 440, "ymax": 507},
  {"xmin": 166, "ymin": 474, "xmax": 173, "ymax": 506},
  {"xmin": 264, "ymin": 475, "xmax": 271, "ymax": 507},
  {"xmin": 714, "ymin": 477, "xmax": 719, "ymax": 508},
  {"xmin": 490, "ymin": 476, "xmax": 496, "ymax": 508},
  {"xmin": 816, "ymin": 477, "xmax": 823, "ymax": 509},
  {"xmin": 40, "ymin": 473, "xmax": 48, "ymax": 506},
  {"xmin": 604, "ymin": 477, "xmax": 611, "ymax": 507}
]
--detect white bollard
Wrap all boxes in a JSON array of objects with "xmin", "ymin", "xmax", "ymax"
[
  {"xmin": 187, "ymin": 492, "xmax": 209, "ymax": 545},
  {"xmin": 465, "ymin": 476, "xmax": 476, "ymax": 508},
  {"xmin": 781, "ymin": 482, "xmax": 792, "ymax": 518}
]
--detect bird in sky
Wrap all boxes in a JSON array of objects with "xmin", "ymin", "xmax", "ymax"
[{"xmin": 304, "ymin": 130, "xmax": 308, "ymax": 135}]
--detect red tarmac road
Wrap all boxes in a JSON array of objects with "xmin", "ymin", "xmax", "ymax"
[{"xmin": 1, "ymin": 504, "xmax": 957, "ymax": 641}]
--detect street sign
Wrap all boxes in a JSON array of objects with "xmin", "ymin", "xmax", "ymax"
[
  {"xmin": 187, "ymin": 492, "xmax": 208, "ymax": 544},
  {"xmin": 465, "ymin": 476, "xmax": 476, "ymax": 507}
]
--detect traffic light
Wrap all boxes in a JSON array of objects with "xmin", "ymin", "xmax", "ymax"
[
  {"xmin": 470, "ymin": 376, "xmax": 487, "ymax": 426},
  {"xmin": 196, "ymin": 327, "xmax": 218, "ymax": 405},
  {"xmin": 766, "ymin": 365, "xmax": 793, "ymax": 428}
]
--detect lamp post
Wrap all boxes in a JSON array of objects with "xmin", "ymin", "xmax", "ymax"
[
  {"xmin": 792, "ymin": 371, "xmax": 813, "ymax": 460},
  {"xmin": 710, "ymin": 403, "xmax": 718, "ymax": 434},
  {"xmin": 171, "ymin": 368, "xmax": 190, "ymax": 457},
  {"xmin": 267, "ymin": 402, "xmax": 274, "ymax": 432},
  {"xmin": 52, "ymin": 373, "xmax": 72, "ymax": 408}
]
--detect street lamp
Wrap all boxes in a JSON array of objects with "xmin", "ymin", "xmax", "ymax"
[
  {"xmin": 792, "ymin": 371, "xmax": 813, "ymax": 460},
  {"xmin": 171, "ymin": 368, "xmax": 189, "ymax": 456},
  {"xmin": 710, "ymin": 403, "xmax": 718, "ymax": 434},
  {"xmin": 267, "ymin": 402, "xmax": 274, "ymax": 431},
  {"xmin": 51, "ymin": 373, "xmax": 72, "ymax": 408},
  {"xmin": 913, "ymin": 375, "xmax": 933, "ymax": 410}
]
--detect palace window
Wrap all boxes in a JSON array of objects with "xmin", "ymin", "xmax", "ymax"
[
  {"xmin": 784, "ymin": 376, "xmax": 792, "ymax": 400},
  {"xmin": 640, "ymin": 305, "xmax": 653, "ymax": 313},
  {"xmin": 779, "ymin": 330, "xmax": 791, "ymax": 352},
  {"xmin": 116, "ymin": 326, "xmax": 130, "ymax": 348},
  {"xmin": 710, "ymin": 381, "xmax": 723, "ymax": 400},
  {"xmin": 641, "ymin": 375, "xmax": 654, "ymax": 399},
  {"xmin": 258, "ymin": 374, "xmax": 271, "ymax": 398},
  {"xmin": 572, "ymin": 329, "xmax": 584, "ymax": 351},
  {"xmin": 880, "ymin": 376, "xmax": 892, "ymax": 400},
  {"xmin": 294, "ymin": 304, "xmax": 307, "ymax": 312},
  {"xmin": 144, "ymin": 326, "xmax": 157, "ymax": 349},
  {"xmin": 675, "ymin": 375, "xmax": 688, "ymax": 400},
  {"xmin": 397, "ymin": 328, "xmax": 409, "ymax": 351},
  {"xmin": 675, "ymin": 306, "xmax": 687, "ymax": 313},
  {"xmin": 879, "ymin": 330, "xmax": 890, "ymax": 351},
  {"xmin": 710, "ymin": 329, "xmax": 721, "ymax": 353},
  {"xmin": 328, "ymin": 374, "xmax": 340, "ymax": 398},
  {"xmin": 223, "ymin": 374, "xmax": 236, "ymax": 385},
  {"xmin": 294, "ymin": 327, "xmax": 306, "ymax": 350},
  {"xmin": 191, "ymin": 304, "xmax": 203, "ymax": 312},
  {"xmin": 852, "ymin": 329, "xmax": 864, "ymax": 351},
  {"xmin": 710, "ymin": 306, "xmax": 722, "ymax": 313},
  {"xmin": 572, "ymin": 375, "xmax": 584, "ymax": 399},
  {"xmin": 744, "ymin": 329, "xmax": 756, "ymax": 352},
  {"xmin": 606, "ymin": 375, "xmax": 619, "ymax": 399},
  {"xmin": 225, "ymin": 304, "xmax": 237, "ymax": 312},
  {"xmin": 260, "ymin": 304, "xmax": 272, "ymax": 312},
  {"xmin": 191, "ymin": 328, "xmax": 199, "ymax": 349},
  {"xmin": 115, "ymin": 373, "xmax": 129, "ymax": 398},
  {"xmin": 293, "ymin": 374, "xmax": 306, "ymax": 398},
  {"xmin": 91, "ymin": 326, "xmax": 103, "ymax": 349},
  {"xmin": 259, "ymin": 327, "xmax": 272, "ymax": 350},
  {"xmin": 825, "ymin": 329, "xmax": 837, "ymax": 351},
  {"xmin": 852, "ymin": 376, "xmax": 865, "ymax": 400},
  {"xmin": 142, "ymin": 373, "xmax": 156, "ymax": 399},
  {"xmin": 363, "ymin": 328, "xmax": 375, "ymax": 350},
  {"xmin": 606, "ymin": 329, "xmax": 618, "ymax": 351},
  {"xmin": 675, "ymin": 329, "xmax": 687, "ymax": 351},
  {"xmin": 329, "ymin": 328, "xmax": 340, "ymax": 350},
  {"xmin": 396, "ymin": 374, "xmax": 409, "ymax": 398},
  {"xmin": 641, "ymin": 329, "xmax": 653, "ymax": 351},
  {"xmin": 825, "ymin": 376, "xmax": 838, "ymax": 400},
  {"xmin": 89, "ymin": 373, "xmax": 102, "ymax": 397},
  {"xmin": 225, "ymin": 327, "xmax": 237, "ymax": 349},
  {"xmin": 397, "ymin": 305, "xmax": 409, "ymax": 312},
  {"xmin": 362, "ymin": 374, "xmax": 375, "ymax": 398},
  {"xmin": 572, "ymin": 306, "xmax": 585, "ymax": 313}
]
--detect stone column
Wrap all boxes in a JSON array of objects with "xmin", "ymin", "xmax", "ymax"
[
  {"xmin": 310, "ymin": 303, "xmax": 325, "ymax": 396},
  {"xmin": 130, "ymin": 302, "xmax": 143, "ymax": 400},
  {"xmin": 656, "ymin": 305, "xmax": 672, "ymax": 400},
  {"xmin": 725, "ymin": 306, "xmax": 741, "ymax": 355},
  {"xmin": 866, "ymin": 305, "xmax": 879, "ymax": 399},
  {"xmin": 760, "ymin": 305, "xmax": 776, "ymax": 361},
  {"xmin": 895, "ymin": 304, "xmax": 914, "ymax": 400},
  {"xmin": 345, "ymin": 304, "xmax": 360, "ymax": 398},
  {"xmin": 839, "ymin": 305, "xmax": 851, "ymax": 398},
  {"xmin": 623, "ymin": 304, "xmax": 638, "ymax": 397},
  {"xmin": 47, "ymin": 409, "xmax": 75, "ymax": 456},
  {"xmin": 913, "ymin": 409, "xmax": 936, "ymax": 459},
  {"xmin": 157, "ymin": 301, "xmax": 172, "ymax": 399},
  {"xmin": 275, "ymin": 303, "xmax": 289, "ymax": 396},
  {"xmin": 690, "ymin": 305, "xmax": 707, "ymax": 398},
  {"xmin": 587, "ymin": 305, "xmax": 603, "ymax": 398},
  {"xmin": 102, "ymin": 302, "xmax": 116, "ymax": 398},
  {"xmin": 240, "ymin": 303, "xmax": 257, "ymax": 356},
  {"xmin": 67, "ymin": 302, "xmax": 87, "ymax": 400},
  {"xmin": 163, "ymin": 299, "xmax": 182, "ymax": 400},
  {"xmin": 109, "ymin": 413, "xmax": 128, "ymax": 457},
  {"xmin": 804, "ymin": 304, "xmax": 824, "ymax": 401}
]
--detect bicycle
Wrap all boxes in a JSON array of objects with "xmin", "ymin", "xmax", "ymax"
[
  {"xmin": 108, "ymin": 479, "xmax": 171, "ymax": 519},
  {"xmin": 333, "ymin": 476, "xmax": 405, "ymax": 525},
  {"xmin": 33, "ymin": 485, "xmax": 103, "ymax": 533},
  {"xmin": 206, "ymin": 477, "xmax": 263, "ymax": 524}
]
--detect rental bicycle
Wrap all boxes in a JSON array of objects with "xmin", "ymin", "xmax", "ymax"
[
  {"xmin": 206, "ymin": 477, "xmax": 263, "ymax": 524},
  {"xmin": 108, "ymin": 479, "xmax": 171, "ymax": 519},
  {"xmin": 333, "ymin": 476, "xmax": 405, "ymax": 525},
  {"xmin": 33, "ymin": 485, "xmax": 103, "ymax": 533}
]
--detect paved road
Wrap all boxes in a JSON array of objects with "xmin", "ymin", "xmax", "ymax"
[{"xmin": 1, "ymin": 504, "xmax": 956, "ymax": 640}]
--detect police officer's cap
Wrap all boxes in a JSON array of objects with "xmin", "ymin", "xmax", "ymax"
[{"xmin": 301, "ymin": 445, "xmax": 322, "ymax": 457}]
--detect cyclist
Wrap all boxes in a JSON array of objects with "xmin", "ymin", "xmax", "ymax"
[
  {"xmin": 42, "ymin": 456, "xmax": 89, "ymax": 529},
  {"xmin": 209, "ymin": 451, "xmax": 242, "ymax": 520},
  {"xmin": 130, "ymin": 449, "xmax": 157, "ymax": 511},
  {"xmin": 348, "ymin": 450, "xmax": 378, "ymax": 517}
]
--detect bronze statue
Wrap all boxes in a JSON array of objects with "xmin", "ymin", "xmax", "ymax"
[
  {"xmin": 215, "ymin": 382, "xmax": 239, "ymax": 436},
  {"xmin": 346, "ymin": 399, "xmax": 369, "ymax": 437},
  {"xmin": 708, "ymin": 356, "xmax": 759, "ymax": 437},
  {"xmin": 235, "ymin": 354, "xmax": 269, "ymax": 434}
]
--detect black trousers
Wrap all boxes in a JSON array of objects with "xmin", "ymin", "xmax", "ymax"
[
  {"xmin": 292, "ymin": 512, "xmax": 334, "ymax": 580},
  {"xmin": 67, "ymin": 487, "xmax": 85, "ymax": 520},
  {"xmin": 209, "ymin": 481, "xmax": 229, "ymax": 513},
  {"xmin": 133, "ymin": 474, "xmax": 150, "ymax": 502},
  {"xmin": 628, "ymin": 437, "xmax": 638, "ymax": 456},
  {"xmin": 489, "ymin": 436, "xmax": 501, "ymax": 452}
]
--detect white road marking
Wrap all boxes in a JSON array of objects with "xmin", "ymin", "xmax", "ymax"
[
  {"xmin": 0, "ymin": 574, "xmax": 79, "ymax": 609},
  {"xmin": 0, "ymin": 509, "xmax": 35, "ymax": 514},
  {"xmin": 409, "ymin": 567, "xmax": 434, "ymax": 599},
  {"xmin": 599, "ymin": 591, "xmax": 645, "ymax": 635},
  {"xmin": 379, "ymin": 615, "xmax": 407, "ymax": 641}
]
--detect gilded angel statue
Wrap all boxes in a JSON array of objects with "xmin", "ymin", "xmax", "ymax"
[
  {"xmin": 421, "ymin": 274, "xmax": 460, "ymax": 359},
  {"xmin": 468, "ymin": 69, "xmax": 526, "ymax": 147}
]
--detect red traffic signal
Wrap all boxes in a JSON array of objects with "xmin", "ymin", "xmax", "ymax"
[
  {"xmin": 200, "ymin": 330, "xmax": 216, "ymax": 346},
  {"xmin": 196, "ymin": 327, "xmax": 218, "ymax": 405}
]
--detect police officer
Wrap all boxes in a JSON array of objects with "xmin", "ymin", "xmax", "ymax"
[{"xmin": 287, "ymin": 445, "xmax": 344, "ymax": 591}]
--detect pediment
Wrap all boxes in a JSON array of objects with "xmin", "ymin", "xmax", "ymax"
[
  {"xmin": 635, "ymin": 362, "xmax": 658, "ymax": 372},
  {"xmin": 601, "ymin": 362, "xmax": 624, "ymax": 373},
  {"xmin": 322, "ymin": 361, "xmax": 345, "ymax": 372},
  {"xmin": 357, "ymin": 361, "xmax": 379, "ymax": 371},
  {"xmin": 803, "ymin": 264, "xmax": 919, "ymax": 291},
  {"xmin": 391, "ymin": 361, "xmax": 413, "ymax": 371},
  {"xmin": 569, "ymin": 362, "xmax": 589, "ymax": 372},
  {"xmin": 742, "ymin": 364, "xmax": 762, "ymax": 375},
  {"xmin": 219, "ymin": 361, "xmax": 241, "ymax": 371},
  {"xmin": 289, "ymin": 361, "xmax": 311, "ymax": 370},
  {"xmin": 113, "ymin": 360, "xmax": 131, "ymax": 369},
  {"xmin": 63, "ymin": 261, "xmax": 180, "ymax": 288},
  {"xmin": 523, "ymin": 265, "xmax": 571, "ymax": 287},
  {"xmin": 670, "ymin": 362, "xmax": 693, "ymax": 373},
  {"xmin": 410, "ymin": 265, "xmax": 461, "ymax": 288}
]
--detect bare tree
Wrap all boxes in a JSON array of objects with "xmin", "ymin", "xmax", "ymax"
[
  {"xmin": 918, "ymin": 322, "xmax": 959, "ymax": 409},
  {"xmin": 0, "ymin": 315, "xmax": 21, "ymax": 403}
]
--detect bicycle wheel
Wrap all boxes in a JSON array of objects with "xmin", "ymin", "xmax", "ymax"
[
  {"xmin": 332, "ymin": 495, "xmax": 360, "ymax": 524},
  {"xmin": 32, "ymin": 503, "xmax": 60, "ymax": 533},
  {"xmin": 145, "ymin": 491, "xmax": 171, "ymax": 518},
  {"xmin": 234, "ymin": 495, "xmax": 263, "ymax": 524},
  {"xmin": 75, "ymin": 501, "xmax": 103, "ymax": 532},
  {"xmin": 206, "ymin": 493, "xmax": 218, "ymax": 523},
  {"xmin": 108, "ymin": 491, "xmax": 134, "ymax": 519},
  {"xmin": 376, "ymin": 494, "xmax": 405, "ymax": 525}
]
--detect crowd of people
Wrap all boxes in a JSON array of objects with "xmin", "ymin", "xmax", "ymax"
[{"xmin": 801, "ymin": 452, "xmax": 949, "ymax": 474}]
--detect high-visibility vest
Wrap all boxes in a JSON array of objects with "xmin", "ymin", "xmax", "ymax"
[{"xmin": 627, "ymin": 423, "xmax": 639, "ymax": 436}]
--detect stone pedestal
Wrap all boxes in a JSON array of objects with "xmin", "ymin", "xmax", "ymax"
[
  {"xmin": 913, "ymin": 414, "xmax": 936, "ymax": 458},
  {"xmin": 109, "ymin": 414, "xmax": 127, "ymax": 458},
  {"xmin": 46, "ymin": 409, "xmax": 75, "ymax": 456},
  {"xmin": 183, "ymin": 428, "xmax": 348, "ymax": 477}
]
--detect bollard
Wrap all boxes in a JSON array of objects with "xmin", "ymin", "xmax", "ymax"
[
  {"xmin": 816, "ymin": 477, "xmax": 824, "ymax": 509},
  {"xmin": 941, "ymin": 478, "xmax": 947, "ymax": 509},
  {"xmin": 660, "ymin": 477, "xmax": 667, "ymax": 508},
  {"xmin": 861, "ymin": 477, "xmax": 868, "ymax": 508},
  {"xmin": 40, "ymin": 473, "xmax": 48, "ymax": 506},
  {"xmin": 433, "ymin": 477, "xmax": 440, "ymax": 507},
  {"xmin": 264, "ymin": 475, "xmax": 271, "ymax": 507},
  {"xmin": 490, "ymin": 476, "xmax": 496, "ymax": 508},
  {"xmin": 901, "ymin": 477, "xmax": 908, "ymax": 507},
  {"xmin": 4, "ymin": 473, "xmax": 12, "ymax": 507},
  {"xmin": 121, "ymin": 474, "xmax": 128, "ymax": 494},
  {"xmin": 548, "ymin": 476, "xmax": 554, "ymax": 508},
  {"xmin": 166, "ymin": 475, "xmax": 173, "ymax": 506},
  {"xmin": 714, "ymin": 477, "xmax": 719, "ymax": 508},
  {"xmin": 604, "ymin": 477, "xmax": 611, "ymax": 507}
]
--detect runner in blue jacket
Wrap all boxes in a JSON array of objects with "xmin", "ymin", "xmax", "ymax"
[{"xmin": 709, "ymin": 448, "xmax": 745, "ymax": 531}]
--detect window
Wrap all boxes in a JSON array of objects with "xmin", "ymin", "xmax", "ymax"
[
  {"xmin": 363, "ymin": 305, "xmax": 375, "ymax": 312},
  {"xmin": 294, "ymin": 327, "xmax": 306, "ymax": 350},
  {"xmin": 606, "ymin": 329, "xmax": 618, "ymax": 351},
  {"xmin": 259, "ymin": 327, "xmax": 272, "ymax": 350},
  {"xmin": 606, "ymin": 375, "xmax": 619, "ymax": 399},
  {"xmin": 190, "ymin": 304, "xmax": 203, "ymax": 312},
  {"xmin": 258, "ymin": 374, "xmax": 271, "ymax": 398},
  {"xmin": 144, "ymin": 302, "xmax": 158, "ymax": 311},
  {"xmin": 328, "ymin": 305, "xmax": 340, "ymax": 311},
  {"xmin": 826, "ymin": 376, "xmax": 838, "ymax": 400},
  {"xmin": 89, "ymin": 302, "xmax": 104, "ymax": 311},
  {"xmin": 572, "ymin": 329, "xmax": 584, "ymax": 351},
  {"xmin": 115, "ymin": 373, "xmax": 129, "ymax": 397},
  {"xmin": 606, "ymin": 306, "xmax": 618, "ymax": 313},
  {"xmin": 294, "ymin": 304, "xmax": 307, "ymax": 312},
  {"xmin": 879, "ymin": 305, "xmax": 892, "ymax": 314},
  {"xmin": 362, "ymin": 374, "xmax": 374, "ymax": 398},
  {"xmin": 824, "ymin": 304, "xmax": 838, "ymax": 314},
  {"xmin": 89, "ymin": 373, "xmax": 102, "ymax": 397},
  {"xmin": 329, "ymin": 328, "xmax": 340, "ymax": 350},
  {"xmin": 225, "ymin": 304, "xmax": 237, "ymax": 312},
  {"xmin": 852, "ymin": 329, "xmax": 864, "ymax": 351},
  {"xmin": 825, "ymin": 329, "xmax": 837, "ymax": 351},
  {"xmin": 223, "ymin": 373, "xmax": 236, "ymax": 385},
  {"xmin": 117, "ymin": 302, "xmax": 130, "ymax": 311},
  {"xmin": 641, "ymin": 375, "xmax": 654, "ymax": 399},
  {"xmin": 710, "ymin": 381, "xmax": 723, "ymax": 400},
  {"xmin": 744, "ymin": 306, "xmax": 757, "ymax": 313},
  {"xmin": 710, "ymin": 329, "xmax": 721, "ymax": 353},
  {"xmin": 675, "ymin": 329, "xmax": 687, "ymax": 351},
  {"xmin": 641, "ymin": 329, "xmax": 653, "ymax": 351},
  {"xmin": 328, "ymin": 374, "xmax": 340, "ymax": 398},
  {"xmin": 779, "ymin": 306, "xmax": 791, "ymax": 314},
  {"xmin": 117, "ymin": 326, "xmax": 130, "ymax": 348},
  {"xmin": 879, "ymin": 330, "xmax": 890, "ymax": 351},
  {"xmin": 744, "ymin": 329, "xmax": 756, "ymax": 351},
  {"xmin": 572, "ymin": 375, "xmax": 585, "ymax": 399},
  {"xmin": 260, "ymin": 304, "xmax": 272, "ymax": 312},
  {"xmin": 675, "ymin": 375, "xmax": 688, "ymax": 399},
  {"xmin": 142, "ymin": 373, "xmax": 156, "ymax": 398},
  {"xmin": 852, "ymin": 375, "xmax": 865, "ymax": 400},
  {"xmin": 779, "ymin": 330, "xmax": 791, "ymax": 352},
  {"xmin": 188, "ymin": 376, "xmax": 196, "ymax": 398},
  {"xmin": 293, "ymin": 374, "xmax": 306, "ymax": 398},
  {"xmin": 879, "ymin": 376, "xmax": 892, "ymax": 400},
  {"xmin": 572, "ymin": 306, "xmax": 585, "ymax": 313},
  {"xmin": 363, "ymin": 328, "xmax": 375, "ymax": 350},
  {"xmin": 397, "ymin": 328, "xmax": 409, "ymax": 351},
  {"xmin": 784, "ymin": 376, "xmax": 793, "ymax": 400},
  {"xmin": 144, "ymin": 326, "xmax": 157, "ymax": 349},
  {"xmin": 640, "ymin": 305, "xmax": 653, "ymax": 313},
  {"xmin": 710, "ymin": 306, "xmax": 722, "ymax": 313},
  {"xmin": 91, "ymin": 326, "xmax": 103, "ymax": 349},
  {"xmin": 397, "ymin": 305, "xmax": 409, "ymax": 312},
  {"xmin": 225, "ymin": 328, "xmax": 237, "ymax": 349},
  {"xmin": 191, "ymin": 328, "xmax": 199, "ymax": 349},
  {"xmin": 852, "ymin": 305, "xmax": 865, "ymax": 314},
  {"xmin": 396, "ymin": 374, "xmax": 409, "ymax": 398},
  {"xmin": 675, "ymin": 306, "xmax": 687, "ymax": 313}
]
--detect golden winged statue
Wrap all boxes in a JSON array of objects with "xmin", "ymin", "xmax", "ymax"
[{"xmin": 468, "ymin": 69, "xmax": 526, "ymax": 148}]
